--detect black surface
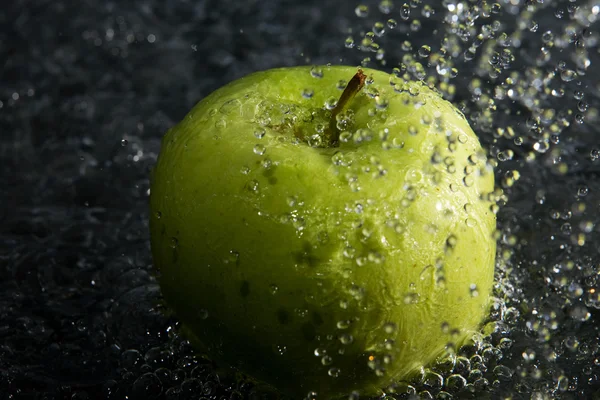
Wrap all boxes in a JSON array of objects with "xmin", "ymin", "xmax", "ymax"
[{"xmin": 2, "ymin": 0, "xmax": 600, "ymax": 399}]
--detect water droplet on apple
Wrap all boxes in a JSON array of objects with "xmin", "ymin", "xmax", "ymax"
[
  {"xmin": 463, "ymin": 203, "xmax": 472, "ymax": 213},
  {"xmin": 470, "ymin": 284, "xmax": 479, "ymax": 297},
  {"xmin": 321, "ymin": 355, "xmax": 333, "ymax": 366},
  {"xmin": 169, "ymin": 237, "xmax": 178, "ymax": 249},
  {"xmin": 246, "ymin": 180, "xmax": 259, "ymax": 193},
  {"xmin": 314, "ymin": 348, "xmax": 326, "ymax": 357},
  {"xmin": 308, "ymin": 134, "xmax": 323, "ymax": 148},
  {"xmin": 407, "ymin": 125, "xmax": 419, "ymax": 136},
  {"xmin": 404, "ymin": 293, "xmax": 419, "ymax": 304},
  {"xmin": 391, "ymin": 137, "xmax": 404, "ymax": 148},
  {"xmin": 302, "ymin": 89, "xmax": 314, "ymax": 99},
  {"xmin": 219, "ymin": 98, "xmax": 241, "ymax": 115},
  {"xmin": 305, "ymin": 391, "xmax": 318, "ymax": 400},
  {"xmin": 338, "ymin": 131, "xmax": 352, "ymax": 143},
  {"xmin": 375, "ymin": 96, "xmax": 389, "ymax": 110},
  {"xmin": 253, "ymin": 144, "xmax": 266, "ymax": 155},
  {"xmin": 261, "ymin": 158, "xmax": 272, "ymax": 169},
  {"xmin": 215, "ymin": 119, "xmax": 226, "ymax": 129},
  {"xmin": 337, "ymin": 320, "xmax": 350, "ymax": 330},
  {"xmin": 254, "ymin": 128, "xmax": 266, "ymax": 139},
  {"xmin": 383, "ymin": 322, "xmax": 397, "ymax": 334},
  {"xmin": 324, "ymin": 97, "xmax": 338, "ymax": 110},
  {"xmin": 328, "ymin": 367, "xmax": 341, "ymax": 377},
  {"xmin": 310, "ymin": 66, "xmax": 324, "ymax": 78},
  {"xmin": 343, "ymin": 246, "xmax": 356, "ymax": 259}
]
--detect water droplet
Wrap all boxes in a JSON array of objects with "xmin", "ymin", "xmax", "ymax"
[
  {"xmin": 383, "ymin": 322, "xmax": 397, "ymax": 334},
  {"xmin": 373, "ymin": 22, "xmax": 386, "ymax": 37},
  {"xmin": 533, "ymin": 141, "xmax": 549, "ymax": 153},
  {"xmin": 493, "ymin": 365, "xmax": 513, "ymax": 381},
  {"xmin": 400, "ymin": 3, "xmax": 411, "ymax": 20},
  {"xmin": 421, "ymin": 5, "xmax": 434, "ymax": 18},
  {"xmin": 404, "ymin": 292, "xmax": 419, "ymax": 304},
  {"xmin": 339, "ymin": 334, "xmax": 354, "ymax": 345},
  {"xmin": 423, "ymin": 371, "xmax": 443, "ymax": 389},
  {"xmin": 446, "ymin": 374, "xmax": 467, "ymax": 391},
  {"xmin": 328, "ymin": 367, "xmax": 341, "ymax": 377},
  {"xmin": 247, "ymin": 179, "xmax": 259, "ymax": 193},
  {"xmin": 219, "ymin": 98, "xmax": 241, "ymax": 114},
  {"xmin": 302, "ymin": 88, "xmax": 314, "ymax": 99},
  {"xmin": 132, "ymin": 372, "xmax": 163, "ymax": 398},
  {"xmin": 337, "ymin": 320, "xmax": 351, "ymax": 329},
  {"xmin": 560, "ymin": 69, "xmax": 576, "ymax": 82},
  {"xmin": 253, "ymin": 144, "xmax": 266, "ymax": 155},
  {"xmin": 378, "ymin": 0, "xmax": 393, "ymax": 14},
  {"xmin": 321, "ymin": 355, "xmax": 333, "ymax": 366},
  {"xmin": 307, "ymin": 134, "xmax": 323, "ymax": 148},
  {"xmin": 306, "ymin": 391, "xmax": 318, "ymax": 400},
  {"xmin": 445, "ymin": 235, "xmax": 457, "ymax": 251},
  {"xmin": 418, "ymin": 45, "xmax": 431, "ymax": 58},
  {"xmin": 348, "ymin": 391, "xmax": 360, "ymax": 400},
  {"xmin": 470, "ymin": 283, "xmax": 479, "ymax": 297},
  {"xmin": 355, "ymin": 5, "xmax": 369, "ymax": 18},
  {"xmin": 528, "ymin": 20, "xmax": 538, "ymax": 32},
  {"xmin": 254, "ymin": 128, "xmax": 266, "ymax": 139},
  {"xmin": 310, "ymin": 66, "xmax": 324, "ymax": 78}
]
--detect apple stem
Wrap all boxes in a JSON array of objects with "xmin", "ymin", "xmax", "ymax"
[{"xmin": 326, "ymin": 68, "xmax": 367, "ymax": 147}]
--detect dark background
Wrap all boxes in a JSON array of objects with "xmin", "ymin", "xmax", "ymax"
[{"xmin": 1, "ymin": 0, "xmax": 599, "ymax": 399}]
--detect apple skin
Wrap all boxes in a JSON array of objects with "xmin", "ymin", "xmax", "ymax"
[{"xmin": 149, "ymin": 66, "xmax": 496, "ymax": 399}]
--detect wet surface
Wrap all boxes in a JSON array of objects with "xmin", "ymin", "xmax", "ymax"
[{"xmin": 2, "ymin": 0, "xmax": 600, "ymax": 399}]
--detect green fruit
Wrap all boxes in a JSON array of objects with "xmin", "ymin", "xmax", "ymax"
[{"xmin": 149, "ymin": 65, "xmax": 496, "ymax": 399}]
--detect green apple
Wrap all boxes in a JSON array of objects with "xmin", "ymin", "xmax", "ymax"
[{"xmin": 149, "ymin": 65, "xmax": 496, "ymax": 399}]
